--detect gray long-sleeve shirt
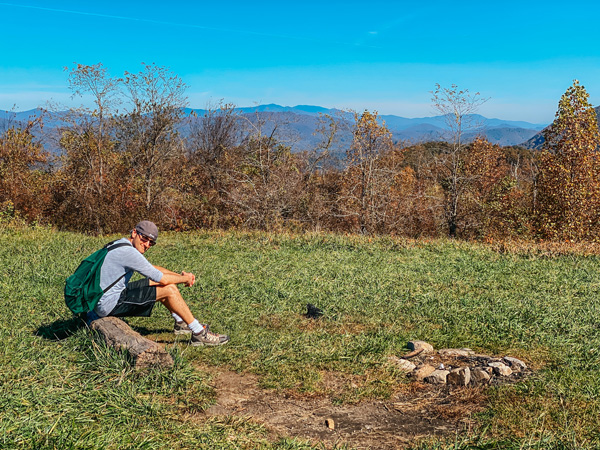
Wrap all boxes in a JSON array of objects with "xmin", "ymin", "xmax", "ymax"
[{"xmin": 94, "ymin": 238, "xmax": 164, "ymax": 317}]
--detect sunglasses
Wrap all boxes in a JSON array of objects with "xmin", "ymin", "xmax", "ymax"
[{"xmin": 137, "ymin": 232, "xmax": 156, "ymax": 246}]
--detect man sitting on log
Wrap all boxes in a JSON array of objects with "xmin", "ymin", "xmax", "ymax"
[{"xmin": 89, "ymin": 220, "xmax": 229, "ymax": 347}]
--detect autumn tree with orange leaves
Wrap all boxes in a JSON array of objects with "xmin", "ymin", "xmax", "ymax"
[
  {"xmin": 340, "ymin": 110, "xmax": 397, "ymax": 234},
  {"xmin": 460, "ymin": 138, "xmax": 515, "ymax": 237},
  {"xmin": 537, "ymin": 80, "xmax": 600, "ymax": 241},
  {"xmin": 0, "ymin": 122, "xmax": 49, "ymax": 221}
]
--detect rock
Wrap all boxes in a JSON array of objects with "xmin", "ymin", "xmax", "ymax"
[
  {"xmin": 424, "ymin": 369, "xmax": 450, "ymax": 384},
  {"xmin": 470, "ymin": 367, "xmax": 491, "ymax": 384},
  {"xmin": 325, "ymin": 418, "xmax": 335, "ymax": 430},
  {"xmin": 388, "ymin": 356, "xmax": 416, "ymax": 372},
  {"xmin": 399, "ymin": 341, "xmax": 532, "ymax": 388},
  {"xmin": 438, "ymin": 348, "xmax": 475, "ymax": 357},
  {"xmin": 408, "ymin": 340, "xmax": 434, "ymax": 354},
  {"xmin": 471, "ymin": 355, "xmax": 497, "ymax": 366},
  {"xmin": 447, "ymin": 367, "xmax": 471, "ymax": 386},
  {"xmin": 488, "ymin": 361, "xmax": 512, "ymax": 376},
  {"xmin": 503, "ymin": 356, "xmax": 527, "ymax": 371},
  {"xmin": 412, "ymin": 364, "xmax": 436, "ymax": 381}
]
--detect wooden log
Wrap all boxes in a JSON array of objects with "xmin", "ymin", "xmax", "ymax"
[{"xmin": 91, "ymin": 316, "xmax": 173, "ymax": 369}]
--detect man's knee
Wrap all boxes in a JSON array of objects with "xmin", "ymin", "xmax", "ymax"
[{"xmin": 156, "ymin": 284, "xmax": 181, "ymax": 302}]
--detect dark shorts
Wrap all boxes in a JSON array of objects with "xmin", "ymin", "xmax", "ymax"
[{"xmin": 108, "ymin": 278, "xmax": 157, "ymax": 318}]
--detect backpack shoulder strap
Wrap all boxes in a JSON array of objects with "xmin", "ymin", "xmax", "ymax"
[
  {"xmin": 101, "ymin": 240, "xmax": 133, "ymax": 294},
  {"xmin": 104, "ymin": 240, "xmax": 132, "ymax": 251}
]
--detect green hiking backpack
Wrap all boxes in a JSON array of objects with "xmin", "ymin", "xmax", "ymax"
[{"xmin": 64, "ymin": 241, "xmax": 131, "ymax": 315}]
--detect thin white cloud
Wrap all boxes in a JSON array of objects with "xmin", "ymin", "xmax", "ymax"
[{"xmin": 0, "ymin": 2, "xmax": 382, "ymax": 49}]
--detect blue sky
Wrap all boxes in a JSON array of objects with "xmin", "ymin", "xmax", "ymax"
[{"xmin": 1, "ymin": 1, "xmax": 600, "ymax": 124}]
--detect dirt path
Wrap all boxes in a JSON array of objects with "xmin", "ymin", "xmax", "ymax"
[{"xmin": 204, "ymin": 369, "xmax": 481, "ymax": 449}]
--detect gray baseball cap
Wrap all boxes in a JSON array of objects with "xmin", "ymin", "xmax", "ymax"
[{"xmin": 134, "ymin": 220, "xmax": 159, "ymax": 241}]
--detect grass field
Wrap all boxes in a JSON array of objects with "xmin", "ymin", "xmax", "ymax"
[{"xmin": 2, "ymin": 224, "xmax": 600, "ymax": 449}]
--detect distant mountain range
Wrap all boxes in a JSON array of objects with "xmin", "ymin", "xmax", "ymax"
[
  {"xmin": 187, "ymin": 104, "xmax": 547, "ymax": 149},
  {"xmin": 0, "ymin": 104, "xmax": 550, "ymax": 154}
]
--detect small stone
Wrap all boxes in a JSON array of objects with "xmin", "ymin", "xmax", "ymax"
[
  {"xmin": 489, "ymin": 361, "xmax": 512, "ymax": 376},
  {"xmin": 438, "ymin": 348, "xmax": 475, "ymax": 357},
  {"xmin": 387, "ymin": 356, "xmax": 417, "ymax": 373},
  {"xmin": 408, "ymin": 340, "xmax": 434, "ymax": 354},
  {"xmin": 503, "ymin": 356, "xmax": 527, "ymax": 371},
  {"xmin": 424, "ymin": 369, "xmax": 449, "ymax": 384},
  {"xmin": 325, "ymin": 418, "xmax": 335, "ymax": 430},
  {"xmin": 470, "ymin": 367, "xmax": 491, "ymax": 384},
  {"xmin": 447, "ymin": 367, "xmax": 471, "ymax": 386},
  {"xmin": 412, "ymin": 364, "xmax": 436, "ymax": 381}
]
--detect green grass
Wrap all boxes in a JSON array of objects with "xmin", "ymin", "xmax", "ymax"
[{"xmin": 2, "ymin": 226, "xmax": 600, "ymax": 448}]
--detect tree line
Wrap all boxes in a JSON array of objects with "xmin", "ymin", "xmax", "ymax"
[{"xmin": 1, "ymin": 64, "xmax": 598, "ymax": 242}]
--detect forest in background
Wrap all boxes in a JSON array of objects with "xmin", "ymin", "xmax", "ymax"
[{"xmin": 1, "ymin": 63, "xmax": 598, "ymax": 242}]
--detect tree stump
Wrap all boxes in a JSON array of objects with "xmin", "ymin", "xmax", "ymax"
[{"xmin": 90, "ymin": 316, "xmax": 173, "ymax": 369}]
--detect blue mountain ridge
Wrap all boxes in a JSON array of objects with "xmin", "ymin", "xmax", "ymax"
[
  {"xmin": 2, "ymin": 104, "xmax": 549, "ymax": 151},
  {"xmin": 186, "ymin": 104, "xmax": 547, "ymax": 131}
]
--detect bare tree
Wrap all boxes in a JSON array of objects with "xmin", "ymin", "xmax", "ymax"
[
  {"xmin": 431, "ymin": 84, "xmax": 489, "ymax": 237},
  {"xmin": 187, "ymin": 101, "xmax": 240, "ymax": 188},
  {"xmin": 215, "ymin": 112, "xmax": 310, "ymax": 230},
  {"xmin": 116, "ymin": 63, "xmax": 188, "ymax": 218},
  {"xmin": 56, "ymin": 63, "xmax": 123, "ymax": 233}
]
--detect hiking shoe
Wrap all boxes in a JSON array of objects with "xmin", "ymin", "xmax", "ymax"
[
  {"xmin": 174, "ymin": 321, "xmax": 192, "ymax": 335},
  {"xmin": 190, "ymin": 325, "xmax": 229, "ymax": 347}
]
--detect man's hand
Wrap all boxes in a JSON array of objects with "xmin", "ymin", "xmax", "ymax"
[{"xmin": 181, "ymin": 271, "xmax": 196, "ymax": 287}]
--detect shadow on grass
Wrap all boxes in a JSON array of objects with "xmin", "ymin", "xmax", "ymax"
[
  {"xmin": 36, "ymin": 316, "xmax": 86, "ymax": 341},
  {"xmin": 36, "ymin": 316, "xmax": 173, "ymax": 342},
  {"xmin": 129, "ymin": 325, "xmax": 173, "ymax": 336}
]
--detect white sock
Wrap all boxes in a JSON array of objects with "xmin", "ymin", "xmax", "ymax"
[
  {"xmin": 172, "ymin": 312, "xmax": 183, "ymax": 323},
  {"xmin": 188, "ymin": 319, "xmax": 204, "ymax": 334}
]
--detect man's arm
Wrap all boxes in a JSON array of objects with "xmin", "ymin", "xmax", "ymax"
[{"xmin": 153, "ymin": 265, "xmax": 196, "ymax": 287}]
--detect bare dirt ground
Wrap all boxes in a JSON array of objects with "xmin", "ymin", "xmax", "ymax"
[{"xmin": 203, "ymin": 368, "xmax": 486, "ymax": 449}]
